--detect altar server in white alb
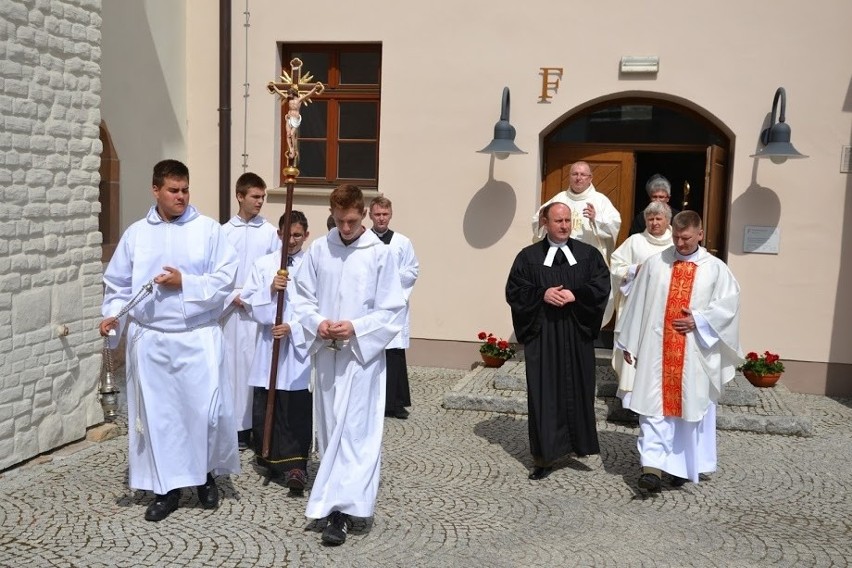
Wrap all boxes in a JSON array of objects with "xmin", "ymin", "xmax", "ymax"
[
  {"xmin": 292, "ymin": 184, "xmax": 406, "ymax": 546},
  {"xmin": 609, "ymin": 201, "xmax": 673, "ymax": 399},
  {"xmin": 221, "ymin": 172, "xmax": 280, "ymax": 449},
  {"xmin": 616, "ymin": 210, "xmax": 742, "ymax": 493},
  {"xmin": 241, "ymin": 210, "xmax": 312, "ymax": 495},
  {"xmin": 532, "ymin": 161, "xmax": 621, "ymax": 325},
  {"xmin": 369, "ymin": 195, "xmax": 419, "ymax": 419},
  {"xmin": 99, "ymin": 159, "xmax": 240, "ymax": 522}
]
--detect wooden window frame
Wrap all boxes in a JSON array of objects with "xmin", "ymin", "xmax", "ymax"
[{"xmin": 278, "ymin": 43, "xmax": 382, "ymax": 188}]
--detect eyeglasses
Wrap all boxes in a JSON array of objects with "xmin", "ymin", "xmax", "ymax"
[
  {"xmin": 290, "ymin": 234, "xmax": 306, "ymax": 240},
  {"xmin": 570, "ymin": 173, "xmax": 591, "ymax": 178}
]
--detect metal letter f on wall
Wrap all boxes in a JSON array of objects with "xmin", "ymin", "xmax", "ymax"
[{"xmin": 539, "ymin": 67, "xmax": 563, "ymax": 103}]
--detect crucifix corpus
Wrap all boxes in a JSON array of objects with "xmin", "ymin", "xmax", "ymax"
[
  {"xmin": 259, "ymin": 58, "xmax": 324, "ymax": 461},
  {"xmin": 267, "ymin": 57, "xmax": 325, "ymax": 168}
]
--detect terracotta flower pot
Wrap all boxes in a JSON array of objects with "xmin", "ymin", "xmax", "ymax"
[
  {"xmin": 743, "ymin": 370, "xmax": 782, "ymax": 388},
  {"xmin": 481, "ymin": 353, "xmax": 507, "ymax": 368}
]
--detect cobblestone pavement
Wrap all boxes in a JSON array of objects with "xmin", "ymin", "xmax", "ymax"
[{"xmin": 1, "ymin": 366, "xmax": 851, "ymax": 567}]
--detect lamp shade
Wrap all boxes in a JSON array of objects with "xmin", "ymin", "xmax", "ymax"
[
  {"xmin": 751, "ymin": 87, "xmax": 808, "ymax": 160},
  {"xmin": 478, "ymin": 87, "xmax": 527, "ymax": 156}
]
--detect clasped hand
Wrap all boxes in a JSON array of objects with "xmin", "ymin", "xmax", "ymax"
[
  {"xmin": 318, "ymin": 320, "xmax": 354, "ymax": 340},
  {"xmin": 544, "ymin": 285, "xmax": 576, "ymax": 307}
]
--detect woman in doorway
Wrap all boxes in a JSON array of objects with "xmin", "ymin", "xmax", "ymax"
[{"xmin": 610, "ymin": 201, "xmax": 673, "ymax": 399}]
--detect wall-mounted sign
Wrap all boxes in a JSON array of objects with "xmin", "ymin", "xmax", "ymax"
[
  {"xmin": 620, "ymin": 56, "xmax": 659, "ymax": 74},
  {"xmin": 743, "ymin": 225, "xmax": 780, "ymax": 254}
]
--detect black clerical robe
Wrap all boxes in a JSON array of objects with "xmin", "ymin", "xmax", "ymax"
[
  {"xmin": 375, "ymin": 229, "xmax": 413, "ymax": 412},
  {"xmin": 505, "ymin": 238, "xmax": 611, "ymax": 464}
]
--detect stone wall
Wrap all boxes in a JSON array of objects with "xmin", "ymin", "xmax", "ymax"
[{"xmin": 0, "ymin": 0, "xmax": 104, "ymax": 470}]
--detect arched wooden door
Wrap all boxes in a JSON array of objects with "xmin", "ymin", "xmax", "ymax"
[
  {"xmin": 703, "ymin": 144, "xmax": 728, "ymax": 257},
  {"xmin": 542, "ymin": 97, "xmax": 732, "ymax": 257},
  {"xmin": 543, "ymin": 143, "xmax": 729, "ymax": 257}
]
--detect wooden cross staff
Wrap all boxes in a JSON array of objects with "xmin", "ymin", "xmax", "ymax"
[{"xmin": 261, "ymin": 58, "xmax": 324, "ymax": 460}]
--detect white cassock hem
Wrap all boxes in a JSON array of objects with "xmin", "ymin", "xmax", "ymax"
[{"xmin": 636, "ymin": 403, "xmax": 718, "ymax": 483}]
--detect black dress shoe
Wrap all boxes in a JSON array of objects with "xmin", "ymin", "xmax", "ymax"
[
  {"xmin": 638, "ymin": 473, "xmax": 662, "ymax": 493},
  {"xmin": 145, "ymin": 489, "xmax": 180, "ymax": 522},
  {"xmin": 237, "ymin": 429, "xmax": 251, "ymax": 451},
  {"xmin": 197, "ymin": 473, "xmax": 219, "ymax": 509},
  {"xmin": 393, "ymin": 408, "xmax": 410, "ymax": 419},
  {"xmin": 385, "ymin": 407, "xmax": 410, "ymax": 419},
  {"xmin": 528, "ymin": 466, "xmax": 553, "ymax": 480},
  {"xmin": 670, "ymin": 475, "xmax": 688, "ymax": 487}
]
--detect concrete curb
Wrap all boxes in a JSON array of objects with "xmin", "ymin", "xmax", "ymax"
[{"xmin": 444, "ymin": 360, "xmax": 814, "ymax": 437}]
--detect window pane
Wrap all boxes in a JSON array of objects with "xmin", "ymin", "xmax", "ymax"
[
  {"xmin": 339, "ymin": 102, "xmax": 378, "ymax": 140},
  {"xmin": 338, "ymin": 142, "xmax": 377, "ymax": 179},
  {"xmin": 287, "ymin": 52, "xmax": 329, "ymax": 84},
  {"xmin": 340, "ymin": 52, "xmax": 381, "ymax": 84},
  {"xmin": 299, "ymin": 101, "xmax": 327, "ymax": 138},
  {"xmin": 298, "ymin": 140, "xmax": 327, "ymax": 178},
  {"xmin": 549, "ymin": 104, "xmax": 725, "ymax": 145}
]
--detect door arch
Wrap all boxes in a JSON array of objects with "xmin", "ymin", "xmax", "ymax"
[{"xmin": 541, "ymin": 95, "xmax": 733, "ymax": 259}]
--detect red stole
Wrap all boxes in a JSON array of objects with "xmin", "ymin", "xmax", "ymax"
[{"xmin": 661, "ymin": 260, "xmax": 697, "ymax": 417}]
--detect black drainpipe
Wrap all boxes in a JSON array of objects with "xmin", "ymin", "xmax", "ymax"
[{"xmin": 218, "ymin": 0, "xmax": 231, "ymax": 224}]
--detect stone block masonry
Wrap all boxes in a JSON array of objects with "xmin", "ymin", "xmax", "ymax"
[{"xmin": 0, "ymin": 0, "xmax": 105, "ymax": 471}]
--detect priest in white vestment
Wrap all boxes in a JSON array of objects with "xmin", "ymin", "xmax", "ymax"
[
  {"xmin": 220, "ymin": 173, "xmax": 280, "ymax": 447},
  {"xmin": 531, "ymin": 161, "xmax": 621, "ymax": 326},
  {"xmin": 615, "ymin": 211, "xmax": 742, "ymax": 492},
  {"xmin": 100, "ymin": 160, "xmax": 240, "ymax": 522},
  {"xmin": 610, "ymin": 201, "xmax": 672, "ymax": 398},
  {"xmin": 291, "ymin": 184, "xmax": 406, "ymax": 546}
]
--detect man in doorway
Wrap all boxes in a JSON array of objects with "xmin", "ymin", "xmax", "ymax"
[
  {"xmin": 221, "ymin": 173, "xmax": 281, "ymax": 450},
  {"xmin": 616, "ymin": 211, "xmax": 742, "ymax": 492},
  {"xmin": 629, "ymin": 174, "xmax": 680, "ymax": 235},
  {"xmin": 369, "ymin": 196, "xmax": 420, "ymax": 419},
  {"xmin": 292, "ymin": 184, "xmax": 406, "ymax": 545},
  {"xmin": 99, "ymin": 159, "xmax": 240, "ymax": 521},
  {"xmin": 508, "ymin": 202, "xmax": 611, "ymax": 481},
  {"xmin": 531, "ymin": 161, "xmax": 621, "ymax": 325}
]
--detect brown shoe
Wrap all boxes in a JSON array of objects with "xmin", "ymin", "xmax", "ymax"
[{"xmin": 286, "ymin": 469, "xmax": 307, "ymax": 496}]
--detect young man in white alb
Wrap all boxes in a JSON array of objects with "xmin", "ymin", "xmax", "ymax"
[{"xmin": 221, "ymin": 173, "xmax": 280, "ymax": 449}]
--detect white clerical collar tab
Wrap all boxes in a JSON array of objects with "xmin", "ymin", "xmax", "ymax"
[
  {"xmin": 674, "ymin": 248, "xmax": 700, "ymax": 262},
  {"xmin": 543, "ymin": 242, "xmax": 577, "ymax": 267}
]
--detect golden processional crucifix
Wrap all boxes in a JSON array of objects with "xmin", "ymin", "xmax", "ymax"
[{"xmin": 259, "ymin": 58, "xmax": 324, "ymax": 461}]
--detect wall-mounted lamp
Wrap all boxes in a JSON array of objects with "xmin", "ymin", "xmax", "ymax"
[
  {"xmin": 478, "ymin": 86, "xmax": 527, "ymax": 158},
  {"xmin": 750, "ymin": 87, "xmax": 808, "ymax": 163}
]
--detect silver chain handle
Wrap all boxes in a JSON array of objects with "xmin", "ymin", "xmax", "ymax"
[{"xmin": 99, "ymin": 280, "xmax": 155, "ymax": 421}]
